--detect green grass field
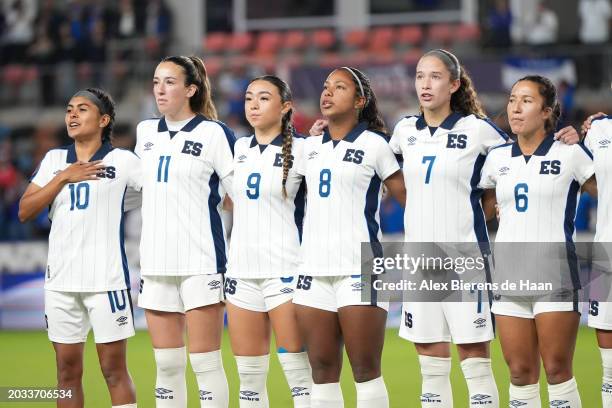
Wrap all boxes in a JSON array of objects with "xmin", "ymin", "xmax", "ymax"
[{"xmin": 0, "ymin": 328, "xmax": 602, "ymax": 407}]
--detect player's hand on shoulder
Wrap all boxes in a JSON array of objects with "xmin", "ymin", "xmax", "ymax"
[
  {"xmin": 59, "ymin": 160, "xmax": 105, "ymax": 183},
  {"xmin": 309, "ymin": 119, "xmax": 328, "ymax": 136},
  {"xmin": 581, "ymin": 112, "xmax": 606, "ymax": 136},
  {"xmin": 553, "ymin": 126, "xmax": 579, "ymax": 145}
]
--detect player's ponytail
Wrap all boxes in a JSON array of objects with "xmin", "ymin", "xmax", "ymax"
[
  {"xmin": 250, "ymin": 75, "xmax": 294, "ymax": 199},
  {"xmin": 161, "ymin": 55, "xmax": 218, "ymax": 120},
  {"xmin": 515, "ymin": 75, "xmax": 561, "ymax": 134},
  {"xmin": 423, "ymin": 49, "xmax": 486, "ymax": 118},
  {"xmin": 340, "ymin": 67, "xmax": 388, "ymax": 135}
]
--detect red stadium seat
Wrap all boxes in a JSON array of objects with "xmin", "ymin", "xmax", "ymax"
[
  {"xmin": 343, "ymin": 29, "xmax": 368, "ymax": 50},
  {"xmin": 455, "ymin": 23, "xmax": 481, "ymax": 43},
  {"xmin": 283, "ymin": 30, "xmax": 308, "ymax": 51},
  {"xmin": 312, "ymin": 29, "xmax": 336, "ymax": 51},
  {"xmin": 202, "ymin": 56, "xmax": 223, "ymax": 76},
  {"xmin": 402, "ymin": 48, "xmax": 423, "ymax": 65},
  {"xmin": 255, "ymin": 31, "xmax": 282, "ymax": 55},
  {"xmin": 319, "ymin": 52, "xmax": 342, "ymax": 67},
  {"xmin": 397, "ymin": 25, "xmax": 424, "ymax": 47},
  {"xmin": 427, "ymin": 23, "xmax": 454, "ymax": 46},
  {"xmin": 204, "ymin": 32, "xmax": 228, "ymax": 54},
  {"xmin": 369, "ymin": 26, "xmax": 395, "ymax": 52},
  {"xmin": 228, "ymin": 32, "xmax": 254, "ymax": 53}
]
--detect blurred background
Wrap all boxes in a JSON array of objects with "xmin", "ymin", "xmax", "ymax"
[{"xmin": 0, "ymin": 0, "xmax": 610, "ymax": 329}]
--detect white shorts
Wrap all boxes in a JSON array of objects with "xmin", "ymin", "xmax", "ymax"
[
  {"xmin": 588, "ymin": 301, "xmax": 612, "ymax": 330},
  {"xmin": 138, "ymin": 274, "xmax": 224, "ymax": 313},
  {"xmin": 45, "ymin": 289, "xmax": 135, "ymax": 344},
  {"xmin": 399, "ymin": 299, "xmax": 494, "ymax": 344},
  {"xmin": 224, "ymin": 276, "xmax": 295, "ymax": 312},
  {"xmin": 492, "ymin": 292, "xmax": 581, "ymax": 319},
  {"xmin": 292, "ymin": 274, "xmax": 389, "ymax": 313}
]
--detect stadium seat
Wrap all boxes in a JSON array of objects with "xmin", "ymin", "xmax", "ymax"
[
  {"xmin": 343, "ymin": 29, "xmax": 368, "ymax": 50},
  {"xmin": 202, "ymin": 56, "xmax": 223, "ymax": 76},
  {"xmin": 454, "ymin": 23, "xmax": 481, "ymax": 43},
  {"xmin": 283, "ymin": 30, "xmax": 308, "ymax": 51},
  {"xmin": 319, "ymin": 52, "xmax": 343, "ymax": 67},
  {"xmin": 204, "ymin": 32, "xmax": 228, "ymax": 54},
  {"xmin": 227, "ymin": 32, "xmax": 254, "ymax": 53},
  {"xmin": 396, "ymin": 25, "xmax": 424, "ymax": 48},
  {"xmin": 312, "ymin": 29, "xmax": 336, "ymax": 51},
  {"xmin": 369, "ymin": 26, "xmax": 395, "ymax": 52},
  {"xmin": 255, "ymin": 31, "xmax": 282, "ymax": 55},
  {"xmin": 427, "ymin": 23, "xmax": 454, "ymax": 47}
]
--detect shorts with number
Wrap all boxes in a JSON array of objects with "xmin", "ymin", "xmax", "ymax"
[
  {"xmin": 588, "ymin": 301, "xmax": 612, "ymax": 329},
  {"xmin": 399, "ymin": 299, "xmax": 493, "ymax": 344},
  {"xmin": 492, "ymin": 291, "xmax": 581, "ymax": 319},
  {"xmin": 292, "ymin": 274, "xmax": 389, "ymax": 313},
  {"xmin": 45, "ymin": 289, "xmax": 135, "ymax": 344},
  {"xmin": 138, "ymin": 274, "xmax": 224, "ymax": 313},
  {"xmin": 224, "ymin": 276, "xmax": 296, "ymax": 312}
]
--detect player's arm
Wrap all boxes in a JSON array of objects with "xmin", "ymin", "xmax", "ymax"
[
  {"xmin": 581, "ymin": 112, "xmax": 606, "ymax": 137},
  {"xmin": 581, "ymin": 175, "xmax": 597, "ymax": 197},
  {"xmin": 481, "ymin": 189, "xmax": 497, "ymax": 221},
  {"xmin": 553, "ymin": 125, "xmax": 580, "ymax": 144},
  {"xmin": 383, "ymin": 170, "xmax": 406, "ymax": 208},
  {"xmin": 19, "ymin": 161, "xmax": 105, "ymax": 222}
]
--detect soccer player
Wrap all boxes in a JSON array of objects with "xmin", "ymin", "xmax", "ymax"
[
  {"xmin": 293, "ymin": 66, "xmax": 406, "ymax": 408},
  {"xmin": 19, "ymin": 88, "xmax": 139, "ymax": 408},
  {"xmin": 224, "ymin": 75, "xmax": 311, "ymax": 407},
  {"xmin": 582, "ymin": 112, "xmax": 612, "ymax": 407},
  {"xmin": 389, "ymin": 49, "xmax": 504, "ymax": 408},
  {"xmin": 135, "ymin": 56, "xmax": 235, "ymax": 408},
  {"xmin": 479, "ymin": 75, "xmax": 595, "ymax": 407}
]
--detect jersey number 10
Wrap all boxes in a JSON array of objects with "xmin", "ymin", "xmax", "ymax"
[{"xmin": 69, "ymin": 183, "xmax": 90, "ymax": 210}]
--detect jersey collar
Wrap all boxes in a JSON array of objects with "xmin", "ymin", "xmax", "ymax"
[
  {"xmin": 415, "ymin": 112, "xmax": 464, "ymax": 131},
  {"xmin": 158, "ymin": 114, "xmax": 206, "ymax": 134},
  {"xmin": 511, "ymin": 133, "xmax": 555, "ymax": 158},
  {"xmin": 249, "ymin": 133, "xmax": 283, "ymax": 149},
  {"xmin": 322, "ymin": 121, "xmax": 368, "ymax": 144},
  {"xmin": 66, "ymin": 141, "xmax": 113, "ymax": 163}
]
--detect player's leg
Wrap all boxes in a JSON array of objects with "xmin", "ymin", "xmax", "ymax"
[
  {"xmin": 536, "ymin": 310, "xmax": 581, "ymax": 407},
  {"xmin": 45, "ymin": 290, "xmax": 89, "ymax": 408},
  {"xmin": 87, "ymin": 290, "xmax": 136, "ymax": 407},
  {"xmin": 184, "ymin": 274, "xmax": 227, "ymax": 408},
  {"xmin": 226, "ymin": 278, "xmax": 272, "ymax": 408},
  {"xmin": 266, "ymin": 278, "xmax": 311, "ymax": 407},
  {"xmin": 401, "ymin": 301, "xmax": 453, "ymax": 408},
  {"xmin": 338, "ymin": 304, "xmax": 388, "ymax": 408},
  {"xmin": 140, "ymin": 276, "xmax": 187, "ymax": 407},
  {"xmin": 496, "ymin": 314, "xmax": 541, "ymax": 407}
]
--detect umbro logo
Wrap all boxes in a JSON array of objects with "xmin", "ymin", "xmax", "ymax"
[
  {"xmin": 421, "ymin": 393, "xmax": 442, "ymax": 403},
  {"xmin": 144, "ymin": 142, "xmax": 154, "ymax": 151},
  {"xmin": 599, "ymin": 139, "xmax": 611, "ymax": 148},
  {"xmin": 509, "ymin": 401, "xmax": 527, "ymax": 407},
  {"xmin": 499, "ymin": 166, "xmax": 510, "ymax": 175},
  {"xmin": 155, "ymin": 387, "xmax": 174, "ymax": 400},
  {"xmin": 471, "ymin": 393, "xmax": 492, "ymax": 404},
  {"xmin": 280, "ymin": 287, "xmax": 294, "ymax": 294},
  {"xmin": 307, "ymin": 151, "xmax": 318, "ymax": 160},
  {"xmin": 116, "ymin": 316, "xmax": 128, "ymax": 326},
  {"xmin": 291, "ymin": 386, "xmax": 310, "ymax": 397},
  {"xmin": 199, "ymin": 390, "xmax": 213, "ymax": 400},
  {"xmin": 603, "ymin": 383, "xmax": 612, "ymax": 393},
  {"xmin": 239, "ymin": 390, "xmax": 260, "ymax": 401},
  {"xmin": 351, "ymin": 282, "xmax": 365, "ymax": 291},
  {"xmin": 237, "ymin": 154, "xmax": 247, "ymax": 163},
  {"xmin": 549, "ymin": 401, "xmax": 570, "ymax": 407},
  {"xmin": 407, "ymin": 136, "xmax": 417, "ymax": 145},
  {"xmin": 208, "ymin": 280, "xmax": 221, "ymax": 290},
  {"xmin": 421, "ymin": 393, "xmax": 440, "ymax": 398},
  {"xmin": 473, "ymin": 318, "xmax": 487, "ymax": 328}
]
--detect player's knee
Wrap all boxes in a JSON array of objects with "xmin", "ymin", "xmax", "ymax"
[
  {"xmin": 508, "ymin": 360, "xmax": 539, "ymax": 385},
  {"xmin": 100, "ymin": 361, "xmax": 128, "ymax": 387},
  {"xmin": 56, "ymin": 359, "xmax": 83, "ymax": 384},
  {"xmin": 542, "ymin": 357, "xmax": 572, "ymax": 384},
  {"xmin": 350, "ymin": 362, "xmax": 381, "ymax": 383},
  {"xmin": 154, "ymin": 347, "xmax": 187, "ymax": 376},
  {"xmin": 310, "ymin": 359, "xmax": 341, "ymax": 383}
]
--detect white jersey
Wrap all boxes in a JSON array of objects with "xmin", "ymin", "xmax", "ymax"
[
  {"xmin": 584, "ymin": 115, "xmax": 612, "ymax": 242},
  {"xmin": 479, "ymin": 135, "xmax": 594, "ymax": 243},
  {"xmin": 135, "ymin": 114, "xmax": 235, "ymax": 276},
  {"xmin": 296, "ymin": 122, "xmax": 400, "ymax": 277},
  {"xmin": 31, "ymin": 142, "xmax": 142, "ymax": 292},
  {"xmin": 227, "ymin": 134, "xmax": 305, "ymax": 278},
  {"xmin": 389, "ymin": 113, "xmax": 508, "ymax": 243}
]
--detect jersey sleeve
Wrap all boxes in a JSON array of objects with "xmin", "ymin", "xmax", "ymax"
[
  {"xmin": 572, "ymin": 144, "xmax": 595, "ymax": 185},
  {"xmin": 293, "ymin": 138, "xmax": 308, "ymax": 176},
  {"xmin": 30, "ymin": 151, "xmax": 55, "ymax": 187},
  {"xmin": 389, "ymin": 121, "xmax": 403, "ymax": 155},
  {"xmin": 478, "ymin": 153, "xmax": 498, "ymax": 189},
  {"xmin": 210, "ymin": 122, "xmax": 236, "ymax": 179},
  {"xmin": 134, "ymin": 122, "xmax": 146, "ymax": 158},
  {"xmin": 584, "ymin": 118, "xmax": 608, "ymax": 153},
  {"xmin": 375, "ymin": 138, "xmax": 401, "ymax": 180},
  {"xmin": 478, "ymin": 118, "xmax": 509, "ymax": 153},
  {"xmin": 124, "ymin": 151, "xmax": 142, "ymax": 192}
]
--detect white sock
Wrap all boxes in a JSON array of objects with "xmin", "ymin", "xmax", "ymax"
[
  {"xmin": 460, "ymin": 357, "xmax": 499, "ymax": 407},
  {"xmin": 154, "ymin": 347, "xmax": 187, "ymax": 408},
  {"xmin": 355, "ymin": 376, "xmax": 389, "ymax": 408},
  {"xmin": 419, "ymin": 355, "xmax": 453, "ymax": 408},
  {"xmin": 601, "ymin": 348, "xmax": 612, "ymax": 408},
  {"xmin": 548, "ymin": 377, "xmax": 581, "ymax": 408},
  {"xmin": 277, "ymin": 351, "xmax": 312, "ymax": 407},
  {"xmin": 190, "ymin": 350, "xmax": 229, "ymax": 408},
  {"xmin": 311, "ymin": 382, "xmax": 344, "ymax": 408},
  {"xmin": 112, "ymin": 405, "xmax": 137, "ymax": 408},
  {"xmin": 235, "ymin": 354, "xmax": 269, "ymax": 408},
  {"xmin": 509, "ymin": 383, "xmax": 541, "ymax": 408}
]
